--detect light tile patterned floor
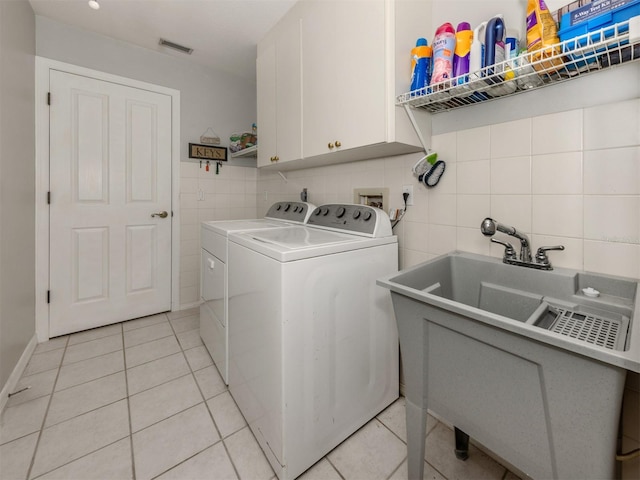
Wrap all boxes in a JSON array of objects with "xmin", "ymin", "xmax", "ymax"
[{"xmin": 1, "ymin": 309, "xmax": 520, "ymax": 480}]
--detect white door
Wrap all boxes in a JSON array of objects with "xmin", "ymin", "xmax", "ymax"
[{"xmin": 49, "ymin": 70, "xmax": 172, "ymax": 336}]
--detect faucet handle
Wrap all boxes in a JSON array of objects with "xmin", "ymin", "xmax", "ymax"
[
  {"xmin": 535, "ymin": 245, "xmax": 565, "ymax": 264},
  {"xmin": 491, "ymin": 238, "xmax": 517, "ymax": 260}
]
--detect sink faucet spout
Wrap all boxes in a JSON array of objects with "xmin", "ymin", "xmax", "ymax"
[{"xmin": 481, "ymin": 217, "xmax": 532, "ymax": 262}]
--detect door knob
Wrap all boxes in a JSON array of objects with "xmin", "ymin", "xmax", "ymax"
[{"xmin": 151, "ymin": 211, "xmax": 168, "ymax": 218}]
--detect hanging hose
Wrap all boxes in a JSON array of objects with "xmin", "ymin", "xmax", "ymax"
[
  {"xmin": 391, "ymin": 192, "xmax": 410, "ymax": 229},
  {"xmin": 616, "ymin": 447, "xmax": 640, "ymax": 461}
]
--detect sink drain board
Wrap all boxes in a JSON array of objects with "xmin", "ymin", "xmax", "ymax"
[{"xmin": 546, "ymin": 307, "xmax": 628, "ymax": 351}]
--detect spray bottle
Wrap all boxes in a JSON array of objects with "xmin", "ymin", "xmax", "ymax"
[
  {"xmin": 430, "ymin": 23, "xmax": 456, "ymax": 85},
  {"xmin": 410, "ymin": 38, "xmax": 432, "ymax": 95},
  {"xmin": 452, "ymin": 22, "xmax": 472, "ymax": 85},
  {"xmin": 469, "ymin": 22, "xmax": 487, "ymax": 79}
]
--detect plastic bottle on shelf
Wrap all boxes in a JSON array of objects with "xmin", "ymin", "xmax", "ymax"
[
  {"xmin": 430, "ymin": 23, "xmax": 456, "ymax": 86},
  {"xmin": 410, "ymin": 38, "xmax": 432, "ymax": 95},
  {"xmin": 484, "ymin": 15, "xmax": 517, "ymax": 97},
  {"xmin": 453, "ymin": 22, "xmax": 473, "ymax": 85},
  {"xmin": 526, "ymin": 0, "xmax": 562, "ymax": 72},
  {"xmin": 484, "ymin": 15, "xmax": 506, "ymax": 77},
  {"xmin": 469, "ymin": 21, "xmax": 487, "ymax": 78},
  {"xmin": 505, "ymin": 29, "xmax": 520, "ymax": 60}
]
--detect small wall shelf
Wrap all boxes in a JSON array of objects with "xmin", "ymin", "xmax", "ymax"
[
  {"xmin": 397, "ymin": 19, "xmax": 639, "ymax": 114},
  {"xmin": 230, "ymin": 145, "xmax": 257, "ymax": 158}
]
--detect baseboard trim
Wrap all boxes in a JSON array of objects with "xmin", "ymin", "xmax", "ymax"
[
  {"xmin": 178, "ymin": 300, "xmax": 202, "ymax": 311},
  {"xmin": 0, "ymin": 334, "xmax": 38, "ymax": 413}
]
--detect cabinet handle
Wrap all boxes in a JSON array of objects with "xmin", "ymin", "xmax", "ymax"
[
  {"xmin": 271, "ymin": 156, "xmax": 279, "ymax": 162},
  {"xmin": 335, "ymin": 140, "xmax": 341, "ymax": 147},
  {"xmin": 328, "ymin": 143, "xmax": 334, "ymax": 149}
]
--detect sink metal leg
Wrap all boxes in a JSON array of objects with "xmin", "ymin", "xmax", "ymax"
[{"xmin": 454, "ymin": 427, "xmax": 470, "ymax": 461}]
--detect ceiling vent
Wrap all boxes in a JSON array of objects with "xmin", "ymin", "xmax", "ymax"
[{"xmin": 159, "ymin": 38, "xmax": 193, "ymax": 55}]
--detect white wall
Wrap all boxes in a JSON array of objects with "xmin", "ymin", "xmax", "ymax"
[
  {"xmin": 0, "ymin": 0, "xmax": 36, "ymax": 388},
  {"xmin": 36, "ymin": 17, "xmax": 258, "ymax": 308}
]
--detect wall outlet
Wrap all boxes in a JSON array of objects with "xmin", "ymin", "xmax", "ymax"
[{"xmin": 402, "ymin": 185, "xmax": 414, "ymax": 206}]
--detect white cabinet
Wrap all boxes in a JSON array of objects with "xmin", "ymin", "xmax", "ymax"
[
  {"xmin": 257, "ymin": 0, "xmax": 430, "ymax": 170},
  {"xmin": 256, "ymin": 13, "xmax": 302, "ymax": 168},
  {"xmin": 300, "ymin": 0, "xmax": 386, "ymax": 158}
]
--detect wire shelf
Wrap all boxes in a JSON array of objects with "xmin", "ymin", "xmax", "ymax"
[{"xmin": 397, "ymin": 19, "xmax": 640, "ymax": 113}]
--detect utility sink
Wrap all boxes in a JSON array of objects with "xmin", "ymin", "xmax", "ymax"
[
  {"xmin": 377, "ymin": 252, "xmax": 640, "ymax": 480},
  {"xmin": 385, "ymin": 251, "xmax": 639, "ymax": 365}
]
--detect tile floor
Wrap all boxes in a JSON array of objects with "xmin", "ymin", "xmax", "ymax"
[{"xmin": 1, "ymin": 308, "xmax": 521, "ymax": 480}]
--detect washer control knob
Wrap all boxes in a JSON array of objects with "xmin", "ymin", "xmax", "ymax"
[
  {"xmin": 276, "ymin": 204, "xmax": 282, "ymax": 211},
  {"xmin": 284, "ymin": 204, "xmax": 291, "ymax": 212},
  {"xmin": 322, "ymin": 208, "xmax": 329, "ymax": 216},
  {"xmin": 336, "ymin": 207, "xmax": 346, "ymax": 218},
  {"xmin": 314, "ymin": 209, "xmax": 322, "ymax": 216},
  {"xmin": 363, "ymin": 211, "xmax": 373, "ymax": 221},
  {"xmin": 293, "ymin": 206, "xmax": 299, "ymax": 213},
  {"xmin": 353, "ymin": 210, "xmax": 361, "ymax": 219}
]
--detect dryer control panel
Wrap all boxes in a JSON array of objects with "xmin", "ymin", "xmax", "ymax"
[
  {"xmin": 307, "ymin": 204, "xmax": 392, "ymax": 238},
  {"xmin": 264, "ymin": 202, "xmax": 315, "ymax": 223}
]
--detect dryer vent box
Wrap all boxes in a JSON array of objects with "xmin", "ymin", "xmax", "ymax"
[{"xmin": 353, "ymin": 188, "xmax": 389, "ymax": 211}]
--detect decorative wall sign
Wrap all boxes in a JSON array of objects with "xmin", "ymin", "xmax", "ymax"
[
  {"xmin": 200, "ymin": 127, "xmax": 221, "ymax": 145},
  {"xmin": 188, "ymin": 143, "xmax": 227, "ymax": 161}
]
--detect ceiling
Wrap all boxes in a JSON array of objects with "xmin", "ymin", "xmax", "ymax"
[{"xmin": 28, "ymin": 0, "xmax": 298, "ymax": 80}]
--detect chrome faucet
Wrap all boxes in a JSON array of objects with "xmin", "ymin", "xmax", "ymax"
[{"xmin": 481, "ymin": 217, "xmax": 564, "ymax": 270}]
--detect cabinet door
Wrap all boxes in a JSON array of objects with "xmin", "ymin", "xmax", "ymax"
[
  {"xmin": 257, "ymin": 16, "xmax": 302, "ymax": 167},
  {"xmin": 301, "ymin": 0, "xmax": 386, "ymax": 158},
  {"xmin": 274, "ymin": 16, "xmax": 303, "ymax": 165},
  {"xmin": 257, "ymin": 40, "xmax": 277, "ymax": 167}
]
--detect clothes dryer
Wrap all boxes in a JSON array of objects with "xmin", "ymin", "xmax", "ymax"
[{"xmin": 200, "ymin": 202, "xmax": 314, "ymax": 384}]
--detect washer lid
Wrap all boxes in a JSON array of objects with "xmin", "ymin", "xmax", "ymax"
[
  {"xmin": 230, "ymin": 226, "xmax": 397, "ymax": 262},
  {"xmin": 201, "ymin": 219, "xmax": 287, "ymax": 236}
]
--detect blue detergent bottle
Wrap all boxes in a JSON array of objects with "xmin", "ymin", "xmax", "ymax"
[
  {"xmin": 484, "ymin": 15, "xmax": 506, "ymax": 79},
  {"xmin": 410, "ymin": 38, "xmax": 431, "ymax": 95}
]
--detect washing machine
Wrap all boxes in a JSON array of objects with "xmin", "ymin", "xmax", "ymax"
[
  {"xmin": 200, "ymin": 201, "xmax": 315, "ymax": 384},
  {"xmin": 227, "ymin": 204, "xmax": 399, "ymax": 480}
]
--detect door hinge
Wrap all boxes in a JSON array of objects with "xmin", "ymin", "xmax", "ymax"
[
  {"xmin": 47, "ymin": 92, "xmax": 51, "ymax": 105},
  {"xmin": 47, "ymin": 191, "xmax": 51, "ymax": 204},
  {"xmin": 47, "ymin": 290, "xmax": 50, "ymax": 304}
]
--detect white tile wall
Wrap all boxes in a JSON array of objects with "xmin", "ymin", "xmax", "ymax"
[
  {"xmin": 490, "ymin": 118, "xmax": 531, "ymax": 158},
  {"xmin": 255, "ymin": 98, "xmax": 640, "ymax": 278},
  {"xmin": 457, "ymin": 160, "xmax": 491, "ymax": 195},
  {"xmin": 583, "ymin": 147, "xmax": 640, "ymax": 195},
  {"xmin": 532, "ymin": 152, "xmax": 582, "ymax": 195},
  {"xmin": 532, "ymin": 109, "xmax": 583, "ymax": 154},
  {"xmin": 584, "ymin": 100, "xmax": 640, "ymax": 150},
  {"xmin": 491, "ymin": 156, "xmax": 531, "ymax": 194},
  {"xmin": 457, "ymin": 126, "xmax": 490, "ymax": 161},
  {"xmin": 178, "ymin": 163, "xmax": 257, "ymax": 308}
]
